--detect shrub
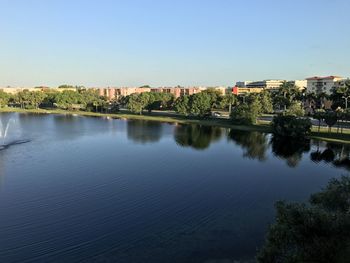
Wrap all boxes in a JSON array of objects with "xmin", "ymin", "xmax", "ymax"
[
  {"xmin": 272, "ymin": 115, "xmax": 311, "ymax": 137},
  {"xmin": 231, "ymin": 97, "xmax": 261, "ymax": 125},
  {"xmin": 230, "ymin": 104, "xmax": 257, "ymax": 125},
  {"xmin": 285, "ymin": 101, "xmax": 305, "ymax": 117}
]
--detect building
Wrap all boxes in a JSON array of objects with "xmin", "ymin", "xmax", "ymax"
[
  {"xmin": 306, "ymin": 76, "xmax": 344, "ymax": 95},
  {"xmin": 232, "ymin": 79, "xmax": 284, "ymax": 95},
  {"xmin": 288, "ymin": 80, "xmax": 307, "ymax": 91},
  {"xmin": 97, "ymin": 86, "xmax": 227, "ymax": 100},
  {"xmin": 231, "ymin": 86, "xmax": 263, "ymax": 95},
  {"xmin": 334, "ymin": 78, "xmax": 349, "ymax": 90}
]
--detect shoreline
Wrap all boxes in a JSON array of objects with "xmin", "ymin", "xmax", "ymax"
[{"xmin": 1, "ymin": 107, "xmax": 350, "ymax": 144}]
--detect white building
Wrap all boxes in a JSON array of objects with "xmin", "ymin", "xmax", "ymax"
[
  {"xmin": 288, "ymin": 80, "xmax": 307, "ymax": 91},
  {"xmin": 246, "ymin": 79, "xmax": 285, "ymax": 91},
  {"xmin": 306, "ymin": 76, "xmax": 344, "ymax": 95}
]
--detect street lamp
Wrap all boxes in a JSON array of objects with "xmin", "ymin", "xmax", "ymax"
[{"xmin": 342, "ymin": 95, "xmax": 350, "ymax": 109}]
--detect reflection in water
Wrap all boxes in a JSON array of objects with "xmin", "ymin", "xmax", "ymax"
[
  {"xmin": 0, "ymin": 113, "xmax": 349, "ymax": 263},
  {"xmin": 311, "ymin": 142, "xmax": 350, "ymax": 170},
  {"xmin": 174, "ymin": 124, "xmax": 222, "ymax": 150},
  {"xmin": 228, "ymin": 130, "xmax": 269, "ymax": 161},
  {"xmin": 271, "ymin": 136, "xmax": 310, "ymax": 167},
  {"xmin": 127, "ymin": 120, "xmax": 163, "ymax": 144}
]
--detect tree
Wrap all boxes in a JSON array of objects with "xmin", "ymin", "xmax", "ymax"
[
  {"xmin": 174, "ymin": 95, "xmax": 190, "ymax": 116},
  {"xmin": 58, "ymin": 84, "xmax": 77, "ymax": 89},
  {"xmin": 219, "ymin": 94, "xmax": 236, "ymax": 114},
  {"xmin": 272, "ymin": 115, "xmax": 312, "ymax": 137},
  {"xmin": 259, "ymin": 91, "xmax": 273, "ymax": 113},
  {"xmin": 230, "ymin": 97, "xmax": 261, "ymax": 125},
  {"xmin": 189, "ymin": 92, "xmax": 212, "ymax": 117},
  {"xmin": 54, "ymin": 90, "xmax": 83, "ymax": 110},
  {"xmin": 0, "ymin": 91, "xmax": 10, "ymax": 108},
  {"xmin": 313, "ymin": 109, "xmax": 326, "ymax": 132},
  {"xmin": 285, "ymin": 101, "xmax": 305, "ymax": 117},
  {"xmin": 29, "ymin": 91, "xmax": 47, "ymax": 109},
  {"xmin": 201, "ymin": 88, "xmax": 222, "ymax": 109},
  {"xmin": 125, "ymin": 93, "xmax": 151, "ymax": 114},
  {"xmin": 274, "ymin": 81, "xmax": 301, "ymax": 110},
  {"xmin": 257, "ymin": 176, "xmax": 350, "ymax": 263},
  {"xmin": 324, "ymin": 111, "xmax": 338, "ymax": 133}
]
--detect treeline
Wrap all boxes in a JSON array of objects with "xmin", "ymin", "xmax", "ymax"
[{"xmin": 0, "ymin": 89, "xmax": 115, "ymax": 112}]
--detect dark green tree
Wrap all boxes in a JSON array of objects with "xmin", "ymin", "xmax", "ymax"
[{"xmin": 257, "ymin": 176, "xmax": 350, "ymax": 263}]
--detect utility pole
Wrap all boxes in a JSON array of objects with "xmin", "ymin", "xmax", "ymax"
[{"xmin": 342, "ymin": 95, "xmax": 350, "ymax": 109}]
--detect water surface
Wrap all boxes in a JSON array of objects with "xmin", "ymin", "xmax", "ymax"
[{"xmin": 0, "ymin": 113, "xmax": 348, "ymax": 263}]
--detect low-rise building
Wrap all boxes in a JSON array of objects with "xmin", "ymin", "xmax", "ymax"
[
  {"xmin": 288, "ymin": 80, "xmax": 307, "ymax": 91},
  {"xmin": 306, "ymin": 76, "xmax": 344, "ymax": 95}
]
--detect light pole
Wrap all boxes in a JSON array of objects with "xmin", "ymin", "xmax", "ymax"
[{"xmin": 342, "ymin": 95, "xmax": 350, "ymax": 109}]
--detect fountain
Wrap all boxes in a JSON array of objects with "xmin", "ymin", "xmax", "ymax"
[{"xmin": 0, "ymin": 114, "xmax": 30, "ymax": 150}]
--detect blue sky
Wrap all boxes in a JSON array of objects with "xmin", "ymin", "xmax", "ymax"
[{"xmin": 1, "ymin": 0, "xmax": 349, "ymax": 87}]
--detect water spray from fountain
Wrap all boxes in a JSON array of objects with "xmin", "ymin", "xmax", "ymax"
[{"xmin": 0, "ymin": 114, "xmax": 30, "ymax": 150}]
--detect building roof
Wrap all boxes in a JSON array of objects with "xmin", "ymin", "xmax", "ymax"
[{"xmin": 306, "ymin": 76, "xmax": 342, "ymax": 80}]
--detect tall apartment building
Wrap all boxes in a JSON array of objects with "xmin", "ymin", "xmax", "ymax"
[
  {"xmin": 97, "ymin": 86, "xmax": 227, "ymax": 101},
  {"xmin": 306, "ymin": 76, "xmax": 344, "ymax": 95}
]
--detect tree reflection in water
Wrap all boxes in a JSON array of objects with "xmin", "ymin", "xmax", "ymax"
[
  {"xmin": 270, "ymin": 136, "xmax": 310, "ymax": 167},
  {"xmin": 228, "ymin": 130, "xmax": 269, "ymax": 161},
  {"xmin": 174, "ymin": 124, "xmax": 222, "ymax": 150},
  {"xmin": 127, "ymin": 120, "xmax": 163, "ymax": 144},
  {"xmin": 310, "ymin": 142, "xmax": 350, "ymax": 171}
]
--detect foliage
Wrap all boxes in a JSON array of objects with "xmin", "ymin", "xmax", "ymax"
[
  {"xmin": 272, "ymin": 115, "xmax": 312, "ymax": 137},
  {"xmin": 330, "ymin": 79, "xmax": 350, "ymax": 109},
  {"xmin": 219, "ymin": 94, "xmax": 236, "ymax": 113},
  {"xmin": 324, "ymin": 111, "xmax": 338, "ymax": 132},
  {"xmin": 257, "ymin": 176, "xmax": 350, "ymax": 263},
  {"xmin": 124, "ymin": 92, "xmax": 174, "ymax": 114},
  {"xmin": 313, "ymin": 109, "xmax": 326, "ymax": 132},
  {"xmin": 189, "ymin": 92, "xmax": 212, "ymax": 117},
  {"xmin": 201, "ymin": 88, "xmax": 223, "ymax": 109},
  {"xmin": 125, "ymin": 93, "xmax": 150, "ymax": 114},
  {"xmin": 231, "ymin": 95, "xmax": 262, "ymax": 124},
  {"xmin": 273, "ymin": 81, "xmax": 301, "ymax": 110},
  {"xmin": 13, "ymin": 91, "xmax": 47, "ymax": 109},
  {"xmin": 285, "ymin": 101, "xmax": 305, "ymax": 117},
  {"xmin": 259, "ymin": 91, "xmax": 273, "ymax": 113},
  {"xmin": 0, "ymin": 91, "xmax": 11, "ymax": 107},
  {"xmin": 174, "ymin": 95, "xmax": 190, "ymax": 116}
]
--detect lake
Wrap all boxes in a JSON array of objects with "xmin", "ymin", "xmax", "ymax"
[{"xmin": 0, "ymin": 113, "xmax": 348, "ymax": 263}]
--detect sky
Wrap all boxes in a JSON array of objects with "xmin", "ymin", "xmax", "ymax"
[{"xmin": 0, "ymin": 0, "xmax": 349, "ymax": 87}]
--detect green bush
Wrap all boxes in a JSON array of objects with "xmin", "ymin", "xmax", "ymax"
[
  {"xmin": 231, "ymin": 96, "xmax": 261, "ymax": 125},
  {"xmin": 272, "ymin": 115, "xmax": 311, "ymax": 137},
  {"xmin": 230, "ymin": 104, "xmax": 257, "ymax": 125},
  {"xmin": 285, "ymin": 101, "xmax": 305, "ymax": 116}
]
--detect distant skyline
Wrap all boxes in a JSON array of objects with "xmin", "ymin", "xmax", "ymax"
[{"xmin": 1, "ymin": 0, "xmax": 349, "ymax": 87}]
